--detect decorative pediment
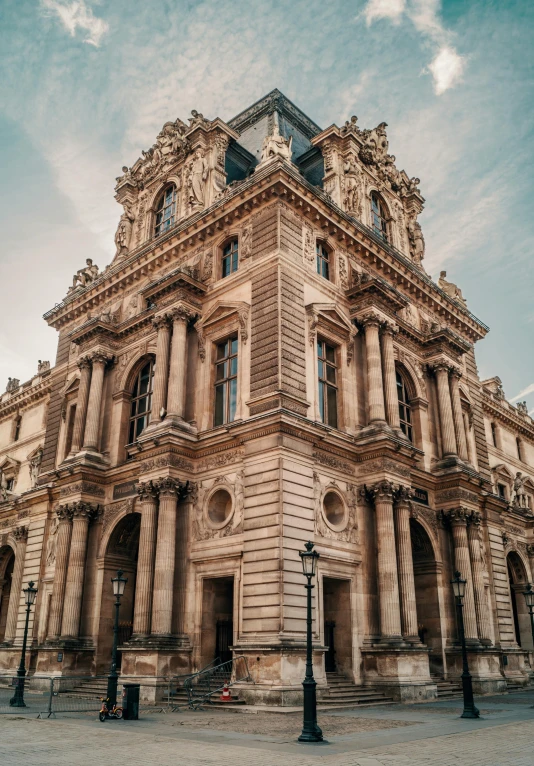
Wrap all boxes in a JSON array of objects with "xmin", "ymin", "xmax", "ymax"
[
  {"xmin": 306, "ymin": 303, "xmax": 356, "ymax": 363},
  {"xmin": 491, "ymin": 463, "xmax": 514, "ymax": 482},
  {"xmin": 196, "ymin": 301, "xmax": 250, "ymax": 361},
  {"xmin": 0, "ymin": 456, "xmax": 20, "ymax": 476}
]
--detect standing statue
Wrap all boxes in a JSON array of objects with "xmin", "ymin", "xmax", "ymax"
[
  {"xmin": 438, "ymin": 270, "xmax": 466, "ymax": 306},
  {"xmin": 114, "ymin": 204, "xmax": 135, "ymax": 258},
  {"xmin": 29, "ymin": 447, "xmax": 44, "ymax": 488},
  {"xmin": 513, "ymin": 472, "xmax": 528, "ymax": 508},
  {"xmin": 188, "ymin": 149, "xmax": 209, "ymax": 208},
  {"xmin": 0, "ymin": 470, "xmax": 8, "ymax": 501},
  {"xmin": 259, "ymin": 122, "xmax": 293, "ymax": 165},
  {"xmin": 343, "ymin": 157, "xmax": 361, "ymax": 215},
  {"xmin": 407, "ymin": 215, "xmax": 425, "ymax": 266}
]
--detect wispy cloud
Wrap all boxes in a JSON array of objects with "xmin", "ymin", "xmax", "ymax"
[
  {"xmin": 362, "ymin": 0, "xmax": 467, "ymax": 95},
  {"xmin": 40, "ymin": 0, "xmax": 108, "ymax": 47},
  {"xmin": 510, "ymin": 383, "xmax": 534, "ymax": 403}
]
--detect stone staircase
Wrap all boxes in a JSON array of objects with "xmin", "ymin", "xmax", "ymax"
[
  {"xmin": 58, "ymin": 678, "xmax": 109, "ymax": 699},
  {"xmin": 431, "ymin": 674, "xmax": 463, "ymax": 699},
  {"xmin": 319, "ymin": 672, "xmax": 394, "ymax": 708}
]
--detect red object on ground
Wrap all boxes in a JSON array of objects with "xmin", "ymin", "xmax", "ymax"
[{"xmin": 220, "ymin": 682, "xmax": 232, "ymax": 702}]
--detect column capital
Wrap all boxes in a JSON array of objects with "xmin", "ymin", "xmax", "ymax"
[
  {"xmin": 469, "ymin": 510, "xmax": 482, "ymax": 527},
  {"xmin": 526, "ymin": 543, "xmax": 534, "ymax": 558},
  {"xmin": 77, "ymin": 356, "xmax": 92, "ymax": 371},
  {"xmin": 449, "ymin": 366, "xmax": 463, "ymax": 380},
  {"xmin": 380, "ymin": 321, "xmax": 399, "ymax": 337},
  {"xmin": 358, "ymin": 310, "xmax": 384, "ymax": 329},
  {"xmin": 12, "ymin": 525, "xmax": 28, "ymax": 542},
  {"xmin": 69, "ymin": 501, "xmax": 99, "ymax": 520},
  {"xmin": 137, "ymin": 480, "xmax": 159, "ymax": 501},
  {"xmin": 170, "ymin": 305, "xmax": 196, "ymax": 324},
  {"xmin": 87, "ymin": 350, "xmax": 114, "ymax": 367},
  {"xmin": 444, "ymin": 506, "xmax": 471, "ymax": 526},
  {"xmin": 394, "ymin": 485, "xmax": 413, "ymax": 507},
  {"xmin": 154, "ymin": 476, "xmax": 185, "ymax": 498},
  {"xmin": 363, "ymin": 479, "xmax": 397, "ymax": 502},
  {"xmin": 56, "ymin": 505, "xmax": 74, "ymax": 523},
  {"xmin": 152, "ymin": 313, "xmax": 172, "ymax": 331}
]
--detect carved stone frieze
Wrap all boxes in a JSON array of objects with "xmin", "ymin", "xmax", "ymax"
[
  {"xmin": 313, "ymin": 451, "xmax": 354, "ymax": 475},
  {"xmin": 139, "ymin": 454, "xmax": 194, "ymax": 473},
  {"xmin": 196, "ymin": 449, "xmax": 244, "ymax": 472},
  {"xmin": 59, "ymin": 482, "xmax": 105, "ymax": 498},
  {"xmin": 102, "ymin": 498, "xmax": 136, "ymax": 537},
  {"xmin": 359, "ymin": 458, "xmax": 411, "ymax": 479}
]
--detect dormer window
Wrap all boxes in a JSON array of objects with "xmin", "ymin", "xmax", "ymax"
[
  {"xmin": 316, "ymin": 243, "xmax": 330, "ymax": 280},
  {"xmin": 155, "ymin": 185, "xmax": 177, "ymax": 237},
  {"xmin": 222, "ymin": 239, "xmax": 239, "ymax": 278},
  {"xmin": 371, "ymin": 192, "xmax": 388, "ymax": 242}
]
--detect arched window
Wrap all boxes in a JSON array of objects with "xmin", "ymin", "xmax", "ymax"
[
  {"xmin": 396, "ymin": 370, "xmax": 413, "ymax": 442},
  {"xmin": 128, "ymin": 360, "xmax": 155, "ymax": 443},
  {"xmin": 371, "ymin": 193, "xmax": 388, "ymax": 242},
  {"xmin": 316, "ymin": 243, "xmax": 330, "ymax": 280},
  {"xmin": 222, "ymin": 239, "xmax": 239, "ymax": 278},
  {"xmin": 154, "ymin": 185, "xmax": 177, "ymax": 237}
]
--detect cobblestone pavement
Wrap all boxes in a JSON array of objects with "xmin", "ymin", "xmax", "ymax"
[{"xmin": 1, "ymin": 691, "xmax": 534, "ymax": 766}]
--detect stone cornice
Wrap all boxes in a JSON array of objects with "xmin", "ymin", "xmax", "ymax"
[
  {"xmin": 0, "ymin": 377, "xmax": 52, "ymax": 420},
  {"xmin": 482, "ymin": 393, "xmax": 534, "ymax": 442},
  {"xmin": 43, "ymin": 162, "xmax": 488, "ymax": 345}
]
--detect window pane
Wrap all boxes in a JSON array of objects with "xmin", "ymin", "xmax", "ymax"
[
  {"xmin": 222, "ymin": 257, "xmax": 230, "ymax": 278},
  {"xmin": 128, "ymin": 421, "xmax": 135, "ymax": 444},
  {"xmin": 318, "ymin": 381, "xmax": 325, "ymax": 423},
  {"xmin": 138, "ymin": 396, "xmax": 147, "ymax": 415},
  {"xmin": 217, "ymin": 342, "xmax": 227, "ymax": 360},
  {"xmin": 327, "ymin": 385, "xmax": 338, "ymax": 428},
  {"xmin": 316, "ymin": 255, "xmax": 321, "ymax": 275},
  {"xmin": 317, "ymin": 340, "xmax": 323, "ymax": 358},
  {"xmin": 135, "ymin": 417, "xmax": 145, "ymax": 438},
  {"xmin": 326, "ymin": 364, "xmax": 336, "ymax": 384},
  {"xmin": 325, "ymin": 345, "xmax": 335, "ymax": 363},
  {"xmin": 230, "ymin": 356, "xmax": 238, "ymax": 376},
  {"xmin": 231, "ymin": 338, "xmax": 238, "ymax": 355},
  {"xmin": 232, "ymin": 251, "xmax": 238, "ymax": 272},
  {"xmin": 215, "ymin": 384, "xmax": 225, "ymax": 426},
  {"xmin": 216, "ymin": 362, "xmax": 226, "ymax": 381},
  {"xmin": 318, "ymin": 360, "xmax": 324, "ymax": 379},
  {"xmin": 229, "ymin": 378, "xmax": 237, "ymax": 422}
]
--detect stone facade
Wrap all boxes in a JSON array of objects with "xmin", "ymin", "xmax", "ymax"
[{"xmin": 0, "ymin": 90, "xmax": 533, "ymax": 702}]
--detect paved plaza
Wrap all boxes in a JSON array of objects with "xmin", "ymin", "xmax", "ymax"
[{"xmin": 1, "ymin": 689, "xmax": 534, "ymax": 766}]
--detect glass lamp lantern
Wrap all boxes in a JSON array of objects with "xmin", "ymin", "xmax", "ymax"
[
  {"xmin": 300, "ymin": 541, "xmax": 319, "ymax": 578},
  {"xmin": 451, "ymin": 571, "xmax": 466, "ymax": 600},
  {"xmin": 523, "ymin": 583, "xmax": 534, "ymax": 609},
  {"xmin": 24, "ymin": 581, "xmax": 38, "ymax": 606},
  {"xmin": 112, "ymin": 570, "xmax": 128, "ymax": 598}
]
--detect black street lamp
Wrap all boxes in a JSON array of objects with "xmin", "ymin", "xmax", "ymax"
[
  {"xmin": 9, "ymin": 580, "xmax": 38, "ymax": 707},
  {"xmin": 106, "ymin": 569, "xmax": 128, "ymax": 708},
  {"xmin": 451, "ymin": 571, "xmax": 480, "ymax": 719},
  {"xmin": 522, "ymin": 583, "xmax": 534, "ymax": 648},
  {"xmin": 298, "ymin": 541, "xmax": 323, "ymax": 743}
]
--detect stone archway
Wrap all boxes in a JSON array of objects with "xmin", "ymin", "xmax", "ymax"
[
  {"xmin": 95, "ymin": 512, "xmax": 141, "ymax": 673},
  {"xmin": 410, "ymin": 519, "xmax": 443, "ymax": 674},
  {"xmin": 0, "ymin": 546, "xmax": 15, "ymax": 642},
  {"xmin": 506, "ymin": 551, "xmax": 532, "ymax": 650}
]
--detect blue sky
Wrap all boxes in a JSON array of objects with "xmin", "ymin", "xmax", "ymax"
[{"xmin": 1, "ymin": 0, "xmax": 533, "ymax": 408}]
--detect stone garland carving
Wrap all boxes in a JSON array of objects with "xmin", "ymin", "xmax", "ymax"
[
  {"xmin": 135, "ymin": 196, "xmax": 147, "ymax": 247},
  {"xmin": 313, "ymin": 450, "xmax": 354, "ymax": 475},
  {"xmin": 59, "ymin": 482, "xmax": 105, "ymax": 498},
  {"xmin": 303, "ymin": 225, "xmax": 315, "ymax": 263},
  {"xmin": 196, "ymin": 448, "xmax": 244, "ymax": 472},
  {"xmin": 17, "ymin": 509, "xmax": 29, "ymax": 520},
  {"xmin": 360, "ymin": 458, "xmax": 411, "ymax": 479},
  {"xmin": 241, "ymin": 224, "xmax": 252, "ymax": 259},
  {"xmin": 138, "ymin": 454, "xmax": 194, "ymax": 473},
  {"xmin": 202, "ymin": 249, "xmax": 213, "ymax": 281},
  {"xmin": 313, "ymin": 474, "xmax": 358, "ymax": 544},
  {"xmin": 191, "ymin": 473, "xmax": 243, "ymax": 541},
  {"xmin": 338, "ymin": 254, "xmax": 349, "ymax": 290}
]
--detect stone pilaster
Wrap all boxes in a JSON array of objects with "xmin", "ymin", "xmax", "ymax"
[
  {"xmin": 381, "ymin": 324, "xmax": 401, "ymax": 430},
  {"xmin": 368, "ymin": 481, "xmax": 402, "ymax": 640},
  {"xmin": 151, "ymin": 478, "xmax": 182, "ymax": 636},
  {"xmin": 82, "ymin": 353, "xmax": 113, "ymax": 451},
  {"xmin": 70, "ymin": 358, "xmax": 92, "ymax": 455},
  {"xmin": 47, "ymin": 506, "xmax": 73, "ymax": 640},
  {"xmin": 362, "ymin": 314, "xmax": 386, "ymax": 425},
  {"xmin": 446, "ymin": 508, "xmax": 479, "ymax": 642},
  {"xmin": 433, "ymin": 364, "xmax": 457, "ymax": 457},
  {"xmin": 150, "ymin": 315, "xmax": 171, "ymax": 423},
  {"xmin": 166, "ymin": 306, "xmax": 194, "ymax": 423},
  {"xmin": 132, "ymin": 481, "xmax": 159, "ymax": 637},
  {"xmin": 3, "ymin": 526, "xmax": 28, "ymax": 643},
  {"xmin": 467, "ymin": 512, "xmax": 491, "ymax": 644},
  {"xmin": 61, "ymin": 503, "xmax": 96, "ymax": 639},
  {"xmin": 394, "ymin": 487, "xmax": 419, "ymax": 641},
  {"xmin": 450, "ymin": 369, "xmax": 469, "ymax": 461}
]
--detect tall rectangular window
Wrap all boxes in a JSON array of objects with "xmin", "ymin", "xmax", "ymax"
[
  {"xmin": 64, "ymin": 404, "xmax": 77, "ymax": 459},
  {"xmin": 222, "ymin": 240, "xmax": 239, "ymax": 278},
  {"xmin": 214, "ymin": 337, "xmax": 238, "ymax": 426},
  {"xmin": 317, "ymin": 339, "xmax": 338, "ymax": 428},
  {"xmin": 316, "ymin": 243, "xmax": 330, "ymax": 280}
]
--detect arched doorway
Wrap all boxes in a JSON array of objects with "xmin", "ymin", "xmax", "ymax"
[
  {"xmin": 410, "ymin": 519, "xmax": 443, "ymax": 674},
  {"xmin": 96, "ymin": 513, "xmax": 141, "ymax": 673},
  {"xmin": 506, "ymin": 551, "xmax": 532, "ymax": 650},
  {"xmin": 0, "ymin": 546, "xmax": 15, "ymax": 642}
]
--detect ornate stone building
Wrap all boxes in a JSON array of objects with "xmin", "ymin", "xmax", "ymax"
[{"xmin": 0, "ymin": 90, "xmax": 533, "ymax": 703}]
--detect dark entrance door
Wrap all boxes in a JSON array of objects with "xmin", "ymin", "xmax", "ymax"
[
  {"xmin": 215, "ymin": 619, "xmax": 233, "ymax": 664},
  {"xmin": 324, "ymin": 620, "xmax": 336, "ymax": 672}
]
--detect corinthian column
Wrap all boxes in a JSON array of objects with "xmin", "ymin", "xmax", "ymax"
[
  {"xmin": 450, "ymin": 369, "xmax": 469, "ymax": 461},
  {"xmin": 61, "ymin": 503, "xmax": 95, "ymax": 638},
  {"xmin": 467, "ymin": 513, "xmax": 491, "ymax": 643},
  {"xmin": 394, "ymin": 488, "xmax": 419, "ymax": 641},
  {"xmin": 434, "ymin": 364, "xmax": 457, "ymax": 457},
  {"xmin": 150, "ymin": 315, "xmax": 171, "ymax": 423},
  {"xmin": 381, "ymin": 324, "xmax": 401, "ymax": 430},
  {"xmin": 70, "ymin": 358, "xmax": 92, "ymax": 455},
  {"xmin": 132, "ymin": 481, "xmax": 159, "ymax": 636},
  {"xmin": 370, "ymin": 481, "xmax": 402, "ymax": 640},
  {"xmin": 82, "ymin": 353, "xmax": 112, "ymax": 451},
  {"xmin": 362, "ymin": 314, "xmax": 386, "ymax": 424},
  {"xmin": 447, "ymin": 508, "xmax": 479, "ymax": 642},
  {"xmin": 151, "ymin": 478, "xmax": 181, "ymax": 636},
  {"xmin": 47, "ymin": 507, "xmax": 73, "ymax": 639},
  {"xmin": 3, "ymin": 527, "xmax": 28, "ymax": 643},
  {"xmin": 166, "ymin": 307, "xmax": 193, "ymax": 423}
]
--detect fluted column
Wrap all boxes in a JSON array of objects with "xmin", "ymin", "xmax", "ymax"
[
  {"xmin": 150, "ymin": 315, "xmax": 171, "ymax": 423},
  {"xmin": 132, "ymin": 481, "xmax": 159, "ymax": 636},
  {"xmin": 61, "ymin": 503, "xmax": 95, "ymax": 638},
  {"xmin": 381, "ymin": 325, "xmax": 401, "ymax": 430},
  {"xmin": 447, "ymin": 508, "xmax": 479, "ymax": 642},
  {"xmin": 394, "ymin": 488, "xmax": 419, "ymax": 641},
  {"xmin": 151, "ymin": 478, "xmax": 181, "ymax": 635},
  {"xmin": 434, "ymin": 364, "xmax": 457, "ymax": 457},
  {"xmin": 450, "ymin": 369, "xmax": 469, "ymax": 461},
  {"xmin": 166, "ymin": 307, "xmax": 193, "ymax": 422},
  {"xmin": 82, "ymin": 353, "xmax": 112, "ymax": 451},
  {"xmin": 3, "ymin": 527, "xmax": 28, "ymax": 643},
  {"xmin": 467, "ymin": 513, "xmax": 491, "ymax": 643},
  {"xmin": 363, "ymin": 314, "xmax": 386, "ymax": 424},
  {"xmin": 370, "ymin": 481, "xmax": 402, "ymax": 640},
  {"xmin": 47, "ymin": 507, "xmax": 73, "ymax": 639},
  {"xmin": 70, "ymin": 358, "xmax": 92, "ymax": 455}
]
